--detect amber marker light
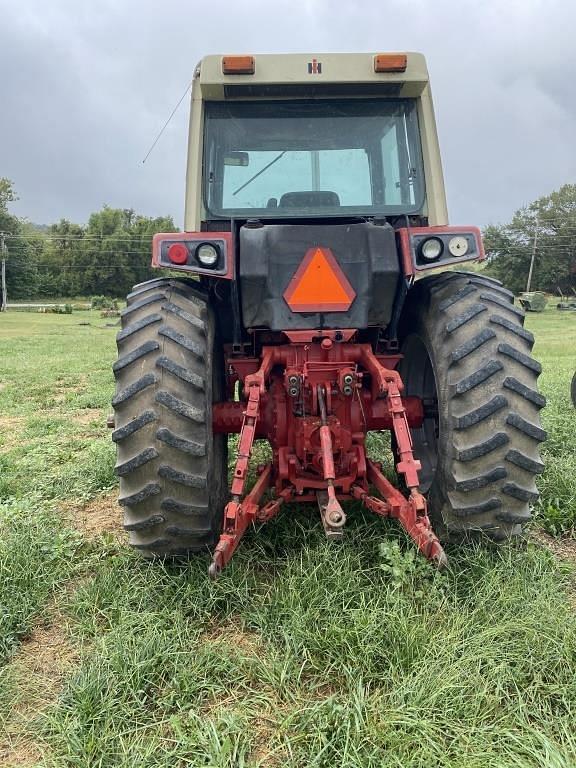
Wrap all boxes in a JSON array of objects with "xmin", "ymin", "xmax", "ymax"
[
  {"xmin": 222, "ymin": 56, "xmax": 255, "ymax": 75},
  {"xmin": 374, "ymin": 54, "xmax": 407, "ymax": 73}
]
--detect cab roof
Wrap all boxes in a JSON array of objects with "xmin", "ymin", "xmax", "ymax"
[{"xmin": 196, "ymin": 52, "xmax": 429, "ymax": 100}]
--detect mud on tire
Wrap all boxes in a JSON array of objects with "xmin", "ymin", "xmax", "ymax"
[
  {"xmin": 112, "ymin": 278, "xmax": 227, "ymax": 556},
  {"xmin": 398, "ymin": 272, "xmax": 546, "ymax": 541}
]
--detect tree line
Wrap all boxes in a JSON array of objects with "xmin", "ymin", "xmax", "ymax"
[
  {"xmin": 1, "ymin": 177, "xmax": 575, "ymax": 300},
  {"xmin": 1, "ymin": 178, "xmax": 175, "ymax": 300},
  {"xmin": 483, "ymin": 184, "xmax": 576, "ymax": 294}
]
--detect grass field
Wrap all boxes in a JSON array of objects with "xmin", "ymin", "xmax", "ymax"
[{"xmin": 0, "ymin": 305, "xmax": 575, "ymax": 767}]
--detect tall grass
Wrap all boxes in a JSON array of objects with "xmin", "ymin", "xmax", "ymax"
[
  {"xmin": 528, "ymin": 310, "xmax": 576, "ymax": 534},
  {"xmin": 0, "ymin": 498, "xmax": 81, "ymax": 661},
  {"xmin": 40, "ymin": 531, "xmax": 576, "ymax": 766}
]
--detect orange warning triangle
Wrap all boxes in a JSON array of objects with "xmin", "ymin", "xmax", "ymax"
[{"xmin": 283, "ymin": 247, "xmax": 356, "ymax": 312}]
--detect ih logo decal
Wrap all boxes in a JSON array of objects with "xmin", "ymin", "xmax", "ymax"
[
  {"xmin": 283, "ymin": 247, "xmax": 356, "ymax": 313},
  {"xmin": 308, "ymin": 58, "xmax": 322, "ymax": 74}
]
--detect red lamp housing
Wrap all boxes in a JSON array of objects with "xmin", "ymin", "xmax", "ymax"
[
  {"xmin": 152, "ymin": 231, "xmax": 234, "ymax": 279},
  {"xmin": 397, "ymin": 226, "xmax": 485, "ymax": 276}
]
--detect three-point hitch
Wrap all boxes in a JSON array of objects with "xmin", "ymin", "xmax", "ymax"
[{"xmin": 208, "ymin": 336, "xmax": 447, "ymax": 577}]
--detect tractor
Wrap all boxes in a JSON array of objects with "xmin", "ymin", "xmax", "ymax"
[
  {"xmin": 111, "ymin": 53, "xmax": 546, "ymax": 576},
  {"xmin": 518, "ymin": 291, "xmax": 547, "ymax": 313}
]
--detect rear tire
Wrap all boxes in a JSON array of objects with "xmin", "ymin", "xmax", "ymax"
[
  {"xmin": 112, "ymin": 278, "xmax": 227, "ymax": 556},
  {"xmin": 398, "ymin": 272, "xmax": 546, "ymax": 541}
]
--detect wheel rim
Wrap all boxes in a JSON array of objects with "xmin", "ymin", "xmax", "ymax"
[{"xmin": 399, "ymin": 334, "xmax": 439, "ymax": 493}]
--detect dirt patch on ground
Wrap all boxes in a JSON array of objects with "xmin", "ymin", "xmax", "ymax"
[
  {"xmin": 0, "ymin": 415, "xmax": 24, "ymax": 431},
  {"xmin": 533, "ymin": 530, "xmax": 576, "ymax": 609},
  {"xmin": 71, "ymin": 408, "xmax": 103, "ymax": 427},
  {"xmin": 62, "ymin": 490, "xmax": 123, "ymax": 541},
  {"xmin": 533, "ymin": 530, "xmax": 576, "ymax": 564},
  {"xmin": 201, "ymin": 622, "xmax": 267, "ymax": 657},
  {"xmin": 199, "ymin": 622, "xmax": 287, "ymax": 765},
  {"xmin": 0, "ymin": 614, "xmax": 79, "ymax": 767},
  {"xmin": 50, "ymin": 377, "xmax": 89, "ymax": 405},
  {"xmin": 0, "ymin": 416, "xmax": 25, "ymax": 452}
]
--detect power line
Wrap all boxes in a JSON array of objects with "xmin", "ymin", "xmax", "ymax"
[
  {"xmin": 6, "ymin": 230, "xmax": 576, "ymax": 244},
  {"xmin": 495, "ymin": 230, "xmax": 576, "ymax": 235},
  {"xmin": 4, "ymin": 234, "xmax": 160, "ymax": 242},
  {"xmin": 487, "ymin": 246, "xmax": 576, "ymax": 253},
  {"xmin": 489, "ymin": 244, "xmax": 576, "ymax": 250},
  {"xmin": 28, "ymin": 251, "xmax": 159, "ymax": 257},
  {"xmin": 18, "ymin": 265, "xmax": 157, "ymax": 271}
]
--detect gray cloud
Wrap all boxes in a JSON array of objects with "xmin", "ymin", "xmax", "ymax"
[{"xmin": 1, "ymin": 0, "xmax": 574, "ymax": 227}]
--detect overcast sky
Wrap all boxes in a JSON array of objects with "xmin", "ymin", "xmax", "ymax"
[{"xmin": 1, "ymin": 0, "xmax": 575, "ymax": 228}]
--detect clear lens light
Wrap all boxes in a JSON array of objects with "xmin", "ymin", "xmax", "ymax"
[
  {"xmin": 420, "ymin": 237, "xmax": 443, "ymax": 261},
  {"xmin": 197, "ymin": 243, "xmax": 219, "ymax": 267},
  {"xmin": 448, "ymin": 236, "xmax": 469, "ymax": 257}
]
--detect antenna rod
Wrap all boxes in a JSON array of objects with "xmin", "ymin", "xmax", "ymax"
[{"xmin": 142, "ymin": 81, "xmax": 192, "ymax": 164}]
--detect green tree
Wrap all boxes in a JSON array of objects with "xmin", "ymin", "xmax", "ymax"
[
  {"xmin": 0, "ymin": 178, "xmax": 17, "ymax": 221},
  {"xmin": 1, "ymin": 179, "xmax": 40, "ymax": 300},
  {"xmin": 38, "ymin": 219, "xmax": 88, "ymax": 297},
  {"xmin": 484, "ymin": 184, "xmax": 576, "ymax": 294},
  {"xmin": 1, "ymin": 185, "xmax": 177, "ymax": 300},
  {"xmin": 80, "ymin": 207, "xmax": 175, "ymax": 297},
  {"xmin": 32, "ymin": 206, "xmax": 176, "ymax": 298}
]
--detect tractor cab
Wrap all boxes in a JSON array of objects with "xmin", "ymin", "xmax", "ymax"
[
  {"xmin": 185, "ymin": 52, "xmax": 448, "ymax": 228},
  {"xmin": 154, "ymin": 53, "xmax": 483, "ymax": 339}
]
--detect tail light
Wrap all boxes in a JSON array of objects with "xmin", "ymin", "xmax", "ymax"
[
  {"xmin": 152, "ymin": 232, "xmax": 233, "ymax": 279},
  {"xmin": 167, "ymin": 243, "xmax": 189, "ymax": 265},
  {"xmin": 397, "ymin": 226, "xmax": 485, "ymax": 275}
]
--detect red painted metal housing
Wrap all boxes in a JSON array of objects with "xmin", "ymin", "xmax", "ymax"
[
  {"xmin": 213, "ymin": 394, "xmax": 424, "ymax": 436},
  {"xmin": 151, "ymin": 231, "xmax": 234, "ymax": 278},
  {"xmin": 397, "ymin": 225, "xmax": 485, "ymax": 274}
]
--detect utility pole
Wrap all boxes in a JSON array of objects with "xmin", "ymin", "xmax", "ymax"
[
  {"xmin": 1, "ymin": 232, "xmax": 7, "ymax": 312},
  {"xmin": 525, "ymin": 216, "xmax": 539, "ymax": 293}
]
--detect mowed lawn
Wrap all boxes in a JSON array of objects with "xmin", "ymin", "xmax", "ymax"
[{"xmin": 0, "ymin": 304, "xmax": 575, "ymax": 768}]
